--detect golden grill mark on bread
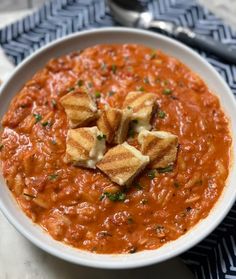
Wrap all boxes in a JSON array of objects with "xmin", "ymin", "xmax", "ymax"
[
  {"xmin": 113, "ymin": 108, "xmax": 132, "ymax": 144},
  {"xmin": 138, "ymin": 130, "xmax": 178, "ymax": 169},
  {"xmin": 65, "ymin": 127, "xmax": 106, "ymax": 169},
  {"xmin": 97, "ymin": 107, "xmax": 122, "ymax": 143},
  {"xmin": 60, "ymin": 90, "xmax": 97, "ymax": 128},
  {"xmin": 97, "ymin": 142, "xmax": 149, "ymax": 185},
  {"xmin": 122, "ymin": 91, "xmax": 157, "ymax": 132}
]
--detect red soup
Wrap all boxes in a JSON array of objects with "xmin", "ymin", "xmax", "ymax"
[{"xmin": 0, "ymin": 44, "xmax": 231, "ymax": 254}]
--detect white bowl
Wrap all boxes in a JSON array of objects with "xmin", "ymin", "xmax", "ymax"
[{"xmin": 0, "ymin": 27, "xmax": 236, "ymax": 269}]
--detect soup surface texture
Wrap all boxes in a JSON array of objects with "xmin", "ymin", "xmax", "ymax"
[{"xmin": 0, "ymin": 44, "xmax": 231, "ymax": 254}]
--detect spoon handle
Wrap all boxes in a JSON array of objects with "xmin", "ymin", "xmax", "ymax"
[{"xmin": 173, "ymin": 26, "xmax": 236, "ymax": 64}]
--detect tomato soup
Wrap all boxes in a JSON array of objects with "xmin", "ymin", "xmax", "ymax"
[{"xmin": 0, "ymin": 44, "xmax": 231, "ymax": 254}]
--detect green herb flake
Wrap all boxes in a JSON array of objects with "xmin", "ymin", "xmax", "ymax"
[
  {"xmin": 95, "ymin": 91, "xmax": 101, "ymax": 98},
  {"xmin": 157, "ymin": 165, "xmax": 173, "ymax": 173},
  {"xmin": 195, "ymin": 179, "xmax": 203, "ymax": 186},
  {"xmin": 174, "ymin": 181, "xmax": 180, "ymax": 188},
  {"xmin": 127, "ymin": 106, "xmax": 132, "ymax": 110},
  {"xmin": 67, "ymin": 87, "xmax": 75, "ymax": 92},
  {"xmin": 111, "ymin": 64, "xmax": 117, "ymax": 74},
  {"xmin": 109, "ymin": 90, "xmax": 115, "ymax": 96},
  {"xmin": 33, "ymin": 113, "xmax": 42, "ymax": 123},
  {"xmin": 135, "ymin": 183, "xmax": 143, "ymax": 190},
  {"xmin": 99, "ymin": 194, "xmax": 105, "ymax": 201},
  {"xmin": 51, "ymin": 139, "xmax": 57, "ymax": 145},
  {"xmin": 77, "ymin": 80, "xmax": 83, "ymax": 87},
  {"xmin": 51, "ymin": 100, "xmax": 57, "ymax": 109},
  {"xmin": 101, "ymin": 62, "xmax": 107, "ymax": 71},
  {"xmin": 143, "ymin": 77, "xmax": 150, "ymax": 84},
  {"xmin": 87, "ymin": 82, "xmax": 93, "ymax": 88},
  {"xmin": 140, "ymin": 198, "xmax": 148, "ymax": 205},
  {"xmin": 48, "ymin": 174, "xmax": 58, "ymax": 180},
  {"xmin": 138, "ymin": 86, "xmax": 145, "ymax": 92},
  {"xmin": 147, "ymin": 170, "xmax": 156, "ymax": 180},
  {"xmin": 158, "ymin": 110, "xmax": 166, "ymax": 119},
  {"xmin": 150, "ymin": 50, "xmax": 157, "ymax": 60},
  {"xmin": 103, "ymin": 191, "xmax": 126, "ymax": 202},
  {"xmin": 0, "ymin": 144, "xmax": 4, "ymax": 151},
  {"xmin": 42, "ymin": 121, "xmax": 52, "ymax": 127},
  {"xmin": 163, "ymin": 88, "xmax": 172, "ymax": 95},
  {"xmin": 127, "ymin": 217, "xmax": 134, "ymax": 224},
  {"xmin": 97, "ymin": 134, "xmax": 106, "ymax": 141}
]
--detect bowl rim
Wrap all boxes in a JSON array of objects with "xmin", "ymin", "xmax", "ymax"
[{"xmin": 0, "ymin": 27, "xmax": 236, "ymax": 269}]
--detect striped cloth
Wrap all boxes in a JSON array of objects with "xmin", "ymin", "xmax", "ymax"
[{"xmin": 1, "ymin": 0, "xmax": 236, "ymax": 278}]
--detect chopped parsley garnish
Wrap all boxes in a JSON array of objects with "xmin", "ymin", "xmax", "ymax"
[
  {"xmin": 135, "ymin": 183, "xmax": 143, "ymax": 190},
  {"xmin": 87, "ymin": 82, "xmax": 93, "ymax": 88},
  {"xmin": 157, "ymin": 165, "xmax": 173, "ymax": 173},
  {"xmin": 42, "ymin": 121, "xmax": 52, "ymax": 127},
  {"xmin": 195, "ymin": 179, "xmax": 203, "ymax": 186},
  {"xmin": 111, "ymin": 64, "xmax": 117, "ymax": 74},
  {"xmin": 51, "ymin": 99, "xmax": 57, "ymax": 109},
  {"xmin": 51, "ymin": 139, "xmax": 57, "ymax": 145},
  {"xmin": 101, "ymin": 62, "xmax": 107, "ymax": 70},
  {"xmin": 138, "ymin": 86, "xmax": 145, "ymax": 92},
  {"xmin": 174, "ymin": 181, "xmax": 180, "ymax": 188},
  {"xmin": 150, "ymin": 50, "xmax": 156, "ymax": 60},
  {"xmin": 102, "ymin": 191, "xmax": 126, "ymax": 202},
  {"xmin": 147, "ymin": 170, "xmax": 156, "ymax": 180},
  {"xmin": 127, "ymin": 217, "xmax": 134, "ymax": 224},
  {"xmin": 127, "ymin": 106, "xmax": 132, "ymax": 110},
  {"xmin": 158, "ymin": 110, "xmax": 166, "ymax": 119},
  {"xmin": 33, "ymin": 113, "xmax": 42, "ymax": 123},
  {"xmin": 95, "ymin": 91, "xmax": 101, "ymax": 98},
  {"xmin": 97, "ymin": 134, "xmax": 106, "ymax": 141},
  {"xmin": 143, "ymin": 77, "xmax": 150, "ymax": 84},
  {"xmin": 163, "ymin": 88, "xmax": 172, "ymax": 95},
  {"xmin": 77, "ymin": 80, "xmax": 83, "ymax": 87},
  {"xmin": 109, "ymin": 90, "xmax": 115, "ymax": 96},
  {"xmin": 140, "ymin": 199, "xmax": 148, "ymax": 205},
  {"xmin": 0, "ymin": 144, "xmax": 4, "ymax": 151},
  {"xmin": 48, "ymin": 174, "xmax": 58, "ymax": 180},
  {"xmin": 67, "ymin": 87, "xmax": 75, "ymax": 92}
]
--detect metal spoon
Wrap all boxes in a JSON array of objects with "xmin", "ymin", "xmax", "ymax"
[{"xmin": 108, "ymin": 0, "xmax": 236, "ymax": 64}]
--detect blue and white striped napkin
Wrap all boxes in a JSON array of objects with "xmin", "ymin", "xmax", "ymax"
[{"xmin": 1, "ymin": 1, "xmax": 236, "ymax": 278}]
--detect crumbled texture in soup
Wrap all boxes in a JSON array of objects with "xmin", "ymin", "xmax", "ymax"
[{"xmin": 0, "ymin": 44, "xmax": 231, "ymax": 254}]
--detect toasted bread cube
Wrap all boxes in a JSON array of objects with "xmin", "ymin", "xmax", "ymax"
[
  {"xmin": 65, "ymin": 127, "xmax": 106, "ymax": 169},
  {"xmin": 123, "ymin": 91, "xmax": 157, "ymax": 132},
  {"xmin": 113, "ymin": 108, "xmax": 132, "ymax": 144},
  {"xmin": 97, "ymin": 142, "xmax": 149, "ymax": 185},
  {"xmin": 97, "ymin": 107, "xmax": 131, "ymax": 144},
  {"xmin": 97, "ymin": 107, "xmax": 122, "ymax": 143},
  {"xmin": 60, "ymin": 90, "xmax": 97, "ymax": 128},
  {"xmin": 138, "ymin": 130, "xmax": 178, "ymax": 169}
]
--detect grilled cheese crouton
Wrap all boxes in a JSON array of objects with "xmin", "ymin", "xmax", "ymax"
[
  {"xmin": 97, "ymin": 142, "xmax": 149, "ymax": 185},
  {"xmin": 114, "ymin": 108, "xmax": 132, "ymax": 144},
  {"xmin": 60, "ymin": 90, "xmax": 97, "ymax": 128},
  {"xmin": 97, "ymin": 107, "xmax": 122, "ymax": 143},
  {"xmin": 97, "ymin": 107, "xmax": 131, "ymax": 144},
  {"xmin": 138, "ymin": 130, "xmax": 178, "ymax": 169},
  {"xmin": 123, "ymin": 91, "xmax": 157, "ymax": 132},
  {"xmin": 65, "ymin": 127, "xmax": 106, "ymax": 169}
]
